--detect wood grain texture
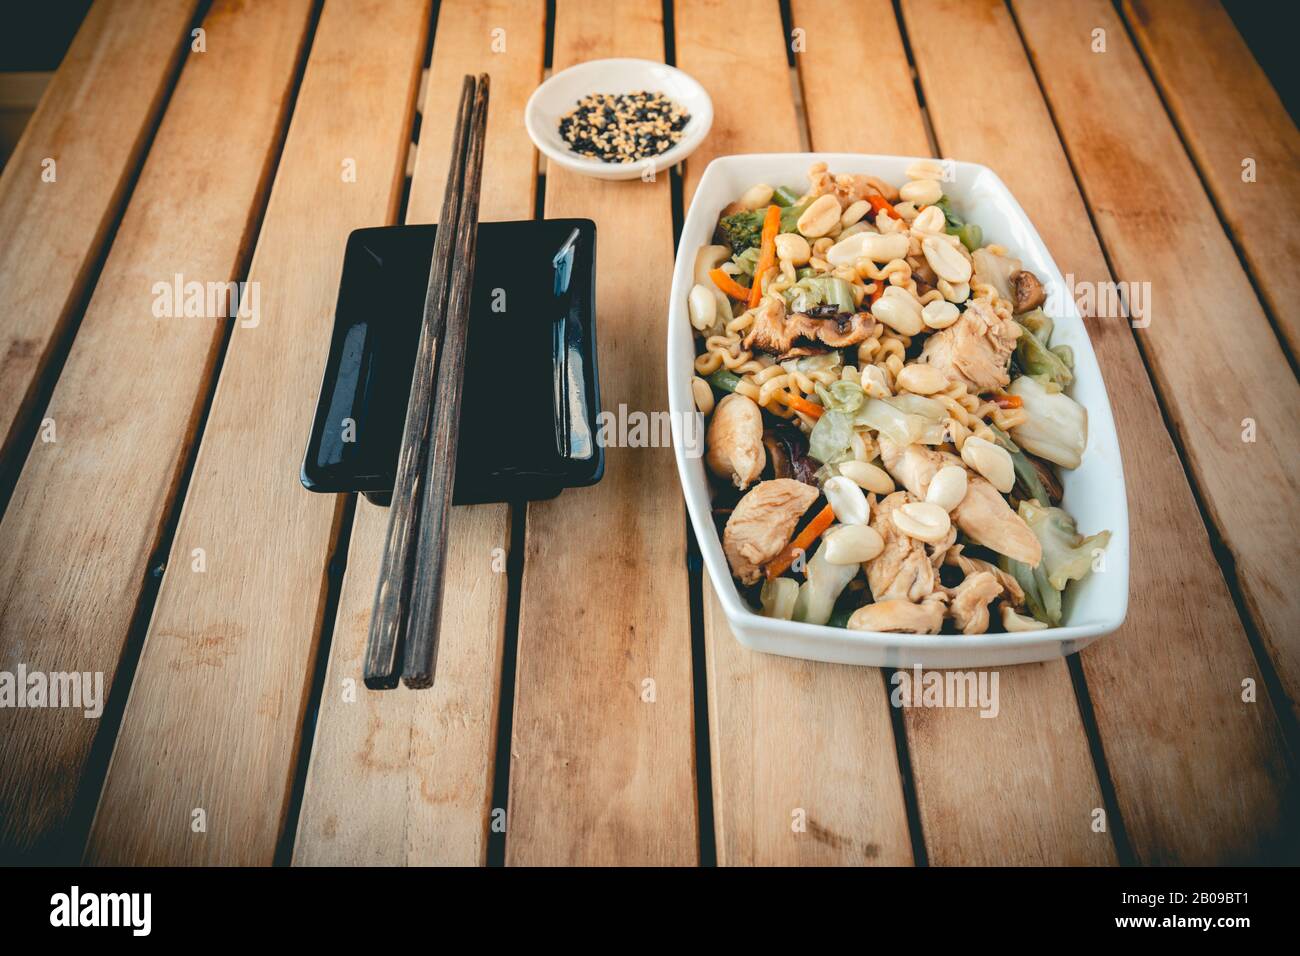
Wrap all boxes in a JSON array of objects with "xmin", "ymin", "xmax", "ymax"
[
  {"xmin": 679, "ymin": 0, "xmax": 912, "ymax": 867},
  {"xmin": 1012, "ymin": 0, "xmax": 1300, "ymax": 781},
  {"xmin": 0, "ymin": 0, "xmax": 313, "ymax": 864},
  {"xmin": 294, "ymin": 0, "xmax": 544, "ymax": 867},
  {"xmin": 0, "ymin": 0, "xmax": 198, "ymax": 465},
  {"xmin": 504, "ymin": 0, "xmax": 698, "ymax": 866},
  {"xmin": 701, "ymin": 571, "xmax": 913, "ymax": 864},
  {"xmin": 83, "ymin": 0, "xmax": 431, "ymax": 866},
  {"xmin": 792, "ymin": 0, "xmax": 1112, "ymax": 866},
  {"xmin": 913, "ymin": 0, "xmax": 1291, "ymax": 863},
  {"xmin": 1123, "ymin": 0, "xmax": 1300, "ymax": 359}
]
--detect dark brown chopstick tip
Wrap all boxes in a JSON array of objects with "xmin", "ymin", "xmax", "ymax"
[{"xmin": 364, "ymin": 671, "xmax": 402, "ymax": 691}]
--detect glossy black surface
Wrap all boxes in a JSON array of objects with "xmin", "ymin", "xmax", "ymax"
[{"xmin": 301, "ymin": 219, "xmax": 602, "ymax": 505}]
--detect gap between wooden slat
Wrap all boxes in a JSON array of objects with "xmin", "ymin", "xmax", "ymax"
[{"xmin": 661, "ymin": 0, "xmax": 719, "ymax": 869}]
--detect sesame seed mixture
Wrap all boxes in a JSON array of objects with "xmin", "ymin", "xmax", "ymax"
[{"xmin": 557, "ymin": 91, "xmax": 690, "ymax": 164}]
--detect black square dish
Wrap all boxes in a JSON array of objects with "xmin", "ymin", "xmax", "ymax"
[{"xmin": 301, "ymin": 219, "xmax": 603, "ymax": 505}]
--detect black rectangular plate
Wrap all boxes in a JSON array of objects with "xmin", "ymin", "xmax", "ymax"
[{"xmin": 301, "ymin": 219, "xmax": 603, "ymax": 505}]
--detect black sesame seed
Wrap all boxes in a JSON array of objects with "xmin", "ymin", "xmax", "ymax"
[{"xmin": 556, "ymin": 90, "xmax": 690, "ymax": 163}]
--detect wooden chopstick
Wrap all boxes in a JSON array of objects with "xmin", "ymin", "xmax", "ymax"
[
  {"xmin": 402, "ymin": 73, "xmax": 491, "ymax": 689},
  {"xmin": 363, "ymin": 75, "xmax": 476, "ymax": 690}
]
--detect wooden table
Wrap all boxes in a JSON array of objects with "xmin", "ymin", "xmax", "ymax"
[{"xmin": 0, "ymin": 0, "xmax": 1295, "ymax": 866}]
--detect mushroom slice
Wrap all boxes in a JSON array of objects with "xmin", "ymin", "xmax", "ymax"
[
  {"xmin": 723, "ymin": 479, "xmax": 820, "ymax": 585},
  {"xmin": 952, "ymin": 477, "xmax": 1042, "ymax": 566},
  {"xmin": 1012, "ymin": 269, "xmax": 1046, "ymax": 314},
  {"xmin": 847, "ymin": 596, "xmax": 947, "ymax": 634},
  {"xmin": 706, "ymin": 393, "xmax": 765, "ymax": 490},
  {"xmin": 742, "ymin": 297, "xmax": 877, "ymax": 355}
]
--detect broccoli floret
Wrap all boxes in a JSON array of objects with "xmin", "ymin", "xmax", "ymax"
[
  {"xmin": 716, "ymin": 208, "xmax": 764, "ymax": 252},
  {"xmin": 714, "ymin": 203, "xmax": 808, "ymax": 254}
]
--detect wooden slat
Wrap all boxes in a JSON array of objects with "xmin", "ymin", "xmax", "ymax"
[
  {"xmin": 906, "ymin": 0, "xmax": 1296, "ymax": 863},
  {"xmin": 1013, "ymin": 0, "xmax": 1300, "ymax": 763},
  {"xmin": 791, "ymin": 0, "xmax": 1112, "ymax": 866},
  {"xmin": 503, "ymin": 0, "xmax": 697, "ymax": 866},
  {"xmin": 83, "ymin": 0, "xmax": 431, "ymax": 866},
  {"xmin": 0, "ymin": 0, "xmax": 313, "ymax": 864},
  {"xmin": 702, "ymin": 584, "xmax": 913, "ymax": 864},
  {"xmin": 0, "ymin": 0, "xmax": 199, "ymax": 466},
  {"xmin": 677, "ymin": 0, "xmax": 912, "ymax": 867},
  {"xmin": 1123, "ymin": 0, "xmax": 1300, "ymax": 359},
  {"xmin": 293, "ymin": 0, "xmax": 545, "ymax": 867}
]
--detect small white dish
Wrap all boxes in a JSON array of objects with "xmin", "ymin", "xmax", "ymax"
[
  {"xmin": 668, "ymin": 153, "xmax": 1130, "ymax": 668},
  {"xmin": 525, "ymin": 58, "xmax": 712, "ymax": 181}
]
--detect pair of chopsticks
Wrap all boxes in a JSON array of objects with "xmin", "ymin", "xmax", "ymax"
[{"xmin": 364, "ymin": 74, "xmax": 490, "ymax": 690}]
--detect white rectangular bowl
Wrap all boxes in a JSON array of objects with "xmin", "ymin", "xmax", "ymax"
[{"xmin": 668, "ymin": 153, "xmax": 1129, "ymax": 668}]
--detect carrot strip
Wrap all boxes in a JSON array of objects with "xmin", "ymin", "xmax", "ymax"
[
  {"xmin": 777, "ymin": 390, "xmax": 823, "ymax": 419},
  {"xmin": 866, "ymin": 192, "xmax": 900, "ymax": 222},
  {"xmin": 766, "ymin": 502, "xmax": 836, "ymax": 580},
  {"xmin": 869, "ymin": 282, "xmax": 885, "ymax": 305},
  {"xmin": 708, "ymin": 267, "xmax": 751, "ymax": 301},
  {"xmin": 992, "ymin": 393, "xmax": 1024, "ymax": 409},
  {"xmin": 747, "ymin": 204, "xmax": 782, "ymax": 309}
]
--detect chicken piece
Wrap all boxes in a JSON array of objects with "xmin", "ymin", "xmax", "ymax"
[
  {"xmin": 808, "ymin": 162, "xmax": 900, "ymax": 207},
  {"xmin": 865, "ymin": 491, "xmax": 954, "ymax": 601},
  {"xmin": 877, "ymin": 439, "xmax": 1036, "ymax": 566},
  {"xmin": 742, "ymin": 296, "xmax": 876, "ymax": 358},
  {"xmin": 847, "ymin": 596, "xmax": 947, "ymax": 634},
  {"xmin": 944, "ymin": 571, "xmax": 1003, "ymax": 635},
  {"xmin": 953, "ymin": 476, "xmax": 1042, "ymax": 566},
  {"xmin": 1012, "ymin": 269, "xmax": 1046, "ymax": 314},
  {"xmin": 945, "ymin": 544, "xmax": 1025, "ymax": 606},
  {"xmin": 876, "ymin": 436, "xmax": 961, "ymax": 499},
  {"xmin": 706, "ymin": 393, "xmax": 765, "ymax": 490},
  {"xmin": 917, "ymin": 297, "xmax": 1021, "ymax": 392},
  {"xmin": 723, "ymin": 479, "xmax": 820, "ymax": 585}
]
